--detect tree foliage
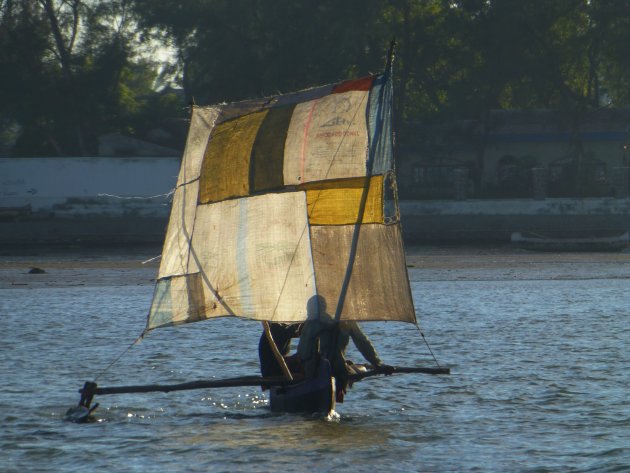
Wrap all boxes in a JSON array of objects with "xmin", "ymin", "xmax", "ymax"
[
  {"xmin": 0, "ymin": 0, "xmax": 182, "ymax": 156},
  {"xmin": 3, "ymin": 0, "xmax": 630, "ymax": 156}
]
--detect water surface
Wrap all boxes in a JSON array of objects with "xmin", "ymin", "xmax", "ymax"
[{"xmin": 1, "ymin": 248, "xmax": 628, "ymax": 472}]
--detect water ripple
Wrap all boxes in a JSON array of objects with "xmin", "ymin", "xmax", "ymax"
[{"xmin": 1, "ymin": 259, "xmax": 629, "ymax": 472}]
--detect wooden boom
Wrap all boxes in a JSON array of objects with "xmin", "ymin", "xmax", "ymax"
[
  {"xmin": 79, "ymin": 365, "xmax": 449, "ymax": 397},
  {"xmin": 67, "ymin": 365, "xmax": 449, "ymax": 422}
]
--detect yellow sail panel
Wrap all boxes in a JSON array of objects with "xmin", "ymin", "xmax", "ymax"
[
  {"xmin": 310, "ymin": 223, "xmax": 416, "ymax": 323},
  {"xmin": 177, "ymin": 107, "xmax": 221, "ymax": 187},
  {"xmin": 283, "ymin": 90, "xmax": 369, "ymax": 185},
  {"xmin": 158, "ymin": 180, "xmax": 198, "ymax": 278},
  {"xmin": 304, "ymin": 176, "xmax": 383, "ymax": 225},
  {"xmin": 250, "ymin": 105, "xmax": 295, "ymax": 193},
  {"xmin": 198, "ymin": 110, "xmax": 268, "ymax": 204},
  {"xmin": 186, "ymin": 192, "xmax": 317, "ymax": 323}
]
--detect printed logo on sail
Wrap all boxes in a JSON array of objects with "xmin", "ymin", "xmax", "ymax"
[
  {"xmin": 321, "ymin": 116, "xmax": 352, "ymax": 128},
  {"xmin": 315, "ymin": 130, "xmax": 360, "ymax": 139},
  {"xmin": 319, "ymin": 96, "xmax": 355, "ymax": 130}
]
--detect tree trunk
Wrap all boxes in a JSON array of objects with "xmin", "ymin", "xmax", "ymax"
[{"xmin": 40, "ymin": 0, "xmax": 88, "ymax": 155}]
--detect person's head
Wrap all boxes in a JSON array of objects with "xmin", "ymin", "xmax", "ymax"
[{"xmin": 306, "ymin": 294, "xmax": 331, "ymax": 321}]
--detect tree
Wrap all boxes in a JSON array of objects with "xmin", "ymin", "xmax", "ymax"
[
  {"xmin": 0, "ymin": 0, "xmax": 182, "ymax": 156},
  {"xmin": 588, "ymin": 0, "xmax": 630, "ymax": 106},
  {"xmin": 6, "ymin": 0, "xmax": 630, "ymax": 161},
  {"xmin": 0, "ymin": 1, "xmax": 50, "ymax": 153},
  {"xmin": 132, "ymin": 0, "xmax": 389, "ymax": 105}
]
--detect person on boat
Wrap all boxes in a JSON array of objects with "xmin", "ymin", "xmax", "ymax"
[
  {"xmin": 297, "ymin": 295, "xmax": 394, "ymax": 402},
  {"xmin": 258, "ymin": 322, "xmax": 302, "ymax": 379}
]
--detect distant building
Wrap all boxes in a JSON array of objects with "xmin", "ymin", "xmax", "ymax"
[{"xmin": 398, "ymin": 108, "xmax": 630, "ymax": 199}]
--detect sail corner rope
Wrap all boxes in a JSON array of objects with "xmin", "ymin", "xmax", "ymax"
[
  {"xmin": 92, "ymin": 330, "xmax": 145, "ymax": 383},
  {"xmin": 414, "ymin": 322, "xmax": 442, "ymax": 369}
]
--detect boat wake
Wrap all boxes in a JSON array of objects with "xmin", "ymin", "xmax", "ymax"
[{"xmin": 323, "ymin": 409, "xmax": 341, "ymax": 423}]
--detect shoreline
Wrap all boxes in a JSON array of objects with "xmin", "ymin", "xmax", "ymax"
[{"xmin": 2, "ymin": 244, "xmax": 630, "ymax": 289}]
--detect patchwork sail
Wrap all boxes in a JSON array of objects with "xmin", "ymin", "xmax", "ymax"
[{"xmin": 147, "ymin": 73, "xmax": 416, "ymax": 330}]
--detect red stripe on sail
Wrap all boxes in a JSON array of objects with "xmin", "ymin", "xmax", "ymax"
[{"xmin": 332, "ymin": 76, "xmax": 374, "ymax": 93}]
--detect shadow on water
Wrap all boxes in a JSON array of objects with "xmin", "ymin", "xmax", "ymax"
[{"xmin": 179, "ymin": 412, "xmax": 390, "ymax": 453}]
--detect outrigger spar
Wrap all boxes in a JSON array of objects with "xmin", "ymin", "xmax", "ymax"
[
  {"xmin": 68, "ymin": 41, "xmax": 449, "ymax": 423},
  {"xmin": 69, "ymin": 366, "xmax": 449, "ymax": 423}
]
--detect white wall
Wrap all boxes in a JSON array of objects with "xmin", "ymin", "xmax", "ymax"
[{"xmin": 0, "ymin": 157, "xmax": 180, "ymax": 217}]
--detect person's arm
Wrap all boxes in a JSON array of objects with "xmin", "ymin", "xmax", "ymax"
[
  {"xmin": 346, "ymin": 322, "xmax": 383, "ymax": 367},
  {"xmin": 297, "ymin": 321, "xmax": 317, "ymax": 362}
]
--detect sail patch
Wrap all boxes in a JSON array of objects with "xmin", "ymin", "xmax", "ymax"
[
  {"xmin": 283, "ymin": 90, "xmax": 369, "ymax": 185},
  {"xmin": 159, "ymin": 180, "xmax": 199, "ymax": 278},
  {"xmin": 177, "ymin": 107, "xmax": 221, "ymax": 186},
  {"xmin": 332, "ymin": 76, "xmax": 374, "ymax": 93},
  {"xmin": 309, "ymin": 223, "xmax": 415, "ymax": 323},
  {"xmin": 191, "ymin": 84, "xmax": 384, "ymax": 204},
  {"xmin": 250, "ymin": 105, "xmax": 295, "ymax": 193},
  {"xmin": 187, "ymin": 192, "xmax": 317, "ymax": 322},
  {"xmin": 199, "ymin": 110, "xmax": 268, "ymax": 204},
  {"xmin": 367, "ymin": 74, "xmax": 394, "ymax": 175},
  {"xmin": 303, "ymin": 176, "xmax": 383, "ymax": 225},
  {"xmin": 147, "ymin": 273, "xmax": 208, "ymax": 330}
]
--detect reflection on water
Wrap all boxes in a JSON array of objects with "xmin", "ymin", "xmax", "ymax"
[
  {"xmin": 180, "ymin": 413, "xmax": 389, "ymax": 453},
  {"xmin": 1, "ymin": 251, "xmax": 630, "ymax": 472}
]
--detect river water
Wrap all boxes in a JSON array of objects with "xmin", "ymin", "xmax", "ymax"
[{"xmin": 1, "ymin": 247, "xmax": 628, "ymax": 472}]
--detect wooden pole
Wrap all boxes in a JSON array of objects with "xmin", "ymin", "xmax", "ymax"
[
  {"xmin": 83, "ymin": 375, "xmax": 290, "ymax": 396},
  {"xmin": 333, "ymin": 42, "xmax": 395, "ymax": 322},
  {"xmin": 78, "ymin": 365, "xmax": 449, "ymax": 397},
  {"xmin": 262, "ymin": 321, "xmax": 293, "ymax": 381},
  {"xmin": 348, "ymin": 365, "xmax": 450, "ymax": 383}
]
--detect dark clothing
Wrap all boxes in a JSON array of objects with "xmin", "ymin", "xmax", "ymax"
[
  {"xmin": 297, "ymin": 319, "xmax": 383, "ymax": 401},
  {"xmin": 258, "ymin": 323, "xmax": 302, "ymax": 377}
]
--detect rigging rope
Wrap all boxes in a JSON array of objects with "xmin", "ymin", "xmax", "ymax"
[
  {"xmin": 97, "ymin": 189, "xmax": 175, "ymax": 200},
  {"xmin": 92, "ymin": 332, "xmax": 144, "ymax": 382},
  {"xmin": 415, "ymin": 323, "xmax": 441, "ymax": 369},
  {"xmin": 141, "ymin": 255, "xmax": 161, "ymax": 264}
]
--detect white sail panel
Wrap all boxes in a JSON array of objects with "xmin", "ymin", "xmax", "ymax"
[
  {"xmin": 283, "ymin": 90, "xmax": 369, "ymax": 185},
  {"xmin": 187, "ymin": 192, "xmax": 317, "ymax": 322},
  {"xmin": 177, "ymin": 106, "xmax": 221, "ymax": 186},
  {"xmin": 158, "ymin": 180, "xmax": 199, "ymax": 278},
  {"xmin": 147, "ymin": 273, "xmax": 210, "ymax": 330},
  {"xmin": 310, "ymin": 223, "xmax": 416, "ymax": 323}
]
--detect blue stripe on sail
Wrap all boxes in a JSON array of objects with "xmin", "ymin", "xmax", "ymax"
[
  {"xmin": 236, "ymin": 199, "xmax": 253, "ymax": 317},
  {"xmin": 367, "ymin": 73, "xmax": 394, "ymax": 175}
]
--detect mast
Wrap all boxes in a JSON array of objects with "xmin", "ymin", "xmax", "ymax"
[{"xmin": 333, "ymin": 40, "xmax": 396, "ymax": 322}]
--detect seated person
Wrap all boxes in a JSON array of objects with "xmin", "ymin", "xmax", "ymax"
[
  {"xmin": 297, "ymin": 296, "xmax": 392, "ymax": 402},
  {"xmin": 258, "ymin": 322, "xmax": 302, "ymax": 379}
]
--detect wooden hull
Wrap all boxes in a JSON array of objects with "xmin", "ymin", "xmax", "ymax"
[
  {"xmin": 511, "ymin": 232, "xmax": 630, "ymax": 252},
  {"xmin": 269, "ymin": 361, "xmax": 336, "ymax": 414}
]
